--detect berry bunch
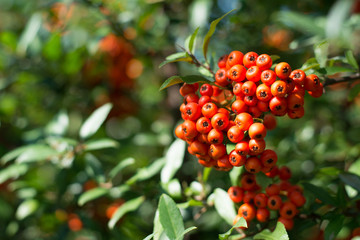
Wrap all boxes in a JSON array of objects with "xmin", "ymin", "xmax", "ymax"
[
  {"xmin": 229, "ymin": 168, "xmax": 306, "ymax": 230},
  {"xmin": 175, "ymin": 50, "xmax": 323, "ymax": 172}
]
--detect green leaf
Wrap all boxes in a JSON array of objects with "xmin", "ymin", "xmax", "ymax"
[
  {"xmin": 153, "ymin": 210, "xmax": 164, "ymax": 240},
  {"xmin": 109, "ymin": 157, "xmax": 135, "ymax": 179},
  {"xmin": 158, "ymin": 194, "xmax": 184, "ymax": 240},
  {"xmin": 219, "ymin": 217, "xmax": 247, "ymax": 240},
  {"xmin": 45, "ymin": 110, "xmax": 69, "ymax": 136},
  {"xmin": 16, "ymin": 145, "xmax": 57, "ymax": 163},
  {"xmin": 176, "ymin": 226, "xmax": 197, "ymax": 240},
  {"xmin": 163, "ymin": 178, "xmax": 182, "ymax": 198},
  {"xmin": 202, "ymin": 167, "xmax": 212, "ymax": 184},
  {"xmin": 143, "ymin": 233, "xmax": 155, "ymax": 240},
  {"xmin": 161, "ymin": 139, "xmax": 186, "ymax": 184},
  {"xmin": 79, "ymin": 103, "xmax": 113, "ymax": 139},
  {"xmin": 202, "ymin": 9, "xmax": 236, "ymax": 61},
  {"xmin": 1, "ymin": 144, "xmax": 45, "ymax": 164},
  {"xmin": 0, "ymin": 164, "xmax": 28, "ymax": 184},
  {"xmin": 339, "ymin": 173, "xmax": 360, "ymax": 192},
  {"xmin": 345, "ymin": 50, "xmax": 359, "ymax": 70},
  {"xmin": 84, "ymin": 153, "xmax": 105, "ymax": 183},
  {"xmin": 348, "ymin": 84, "xmax": 360, "ymax": 101},
  {"xmin": 326, "ymin": 0, "xmax": 353, "ymax": 39},
  {"xmin": 17, "ymin": 13, "xmax": 42, "ymax": 56},
  {"xmin": 301, "ymin": 57, "xmax": 321, "ymax": 73},
  {"xmin": 159, "ymin": 75, "xmax": 213, "ymax": 91},
  {"xmin": 314, "ymin": 40, "xmax": 329, "ymax": 68},
  {"xmin": 83, "ymin": 138, "xmax": 119, "ymax": 151},
  {"xmin": 214, "ymin": 188, "xmax": 237, "ymax": 225},
  {"xmin": 270, "ymin": 55, "xmax": 280, "ymax": 62},
  {"xmin": 108, "ymin": 196, "xmax": 145, "ymax": 229},
  {"xmin": 159, "ymin": 52, "xmax": 193, "ymax": 68},
  {"xmin": 186, "ymin": 27, "xmax": 200, "ymax": 54},
  {"xmin": 229, "ymin": 166, "xmax": 242, "ymax": 186},
  {"xmin": 253, "ymin": 222, "xmax": 289, "ymax": 240},
  {"xmin": 302, "ymin": 182, "xmax": 337, "ymax": 206},
  {"xmin": 78, "ymin": 187, "xmax": 109, "ymax": 206},
  {"xmin": 43, "ymin": 33, "xmax": 61, "ymax": 61},
  {"xmin": 324, "ymin": 66, "xmax": 355, "ymax": 75},
  {"xmin": 16, "ymin": 199, "xmax": 39, "ymax": 220},
  {"xmin": 324, "ymin": 215, "xmax": 345, "ymax": 240},
  {"xmin": 126, "ymin": 158, "xmax": 165, "ymax": 185}
]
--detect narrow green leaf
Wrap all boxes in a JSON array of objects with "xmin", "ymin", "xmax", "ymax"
[
  {"xmin": 84, "ymin": 138, "xmax": 119, "ymax": 151},
  {"xmin": 324, "ymin": 66, "xmax": 355, "ymax": 75},
  {"xmin": 16, "ymin": 199, "xmax": 39, "ymax": 220},
  {"xmin": 348, "ymin": 84, "xmax": 360, "ymax": 101},
  {"xmin": 186, "ymin": 27, "xmax": 200, "ymax": 54},
  {"xmin": 84, "ymin": 153, "xmax": 105, "ymax": 183},
  {"xmin": 78, "ymin": 187, "xmax": 109, "ymax": 206},
  {"xmin": 79, "ymin": 103, "xmax": 113, "ymax": 139},
  {"xmin": 0, "ymin": 164, "xmax": 28, "ymax": 184},
  {"xmin": 108, "ymin": 196, "xmax": 145, "ymax": 229},
  {"xmin": 161, "ymin": 139, "xmax": 186, "ymax": 184},
  {"xmin": 176, "ymin": 226, "xmax": 197, "ymax": 240},
  {"xmin": 326, "ymin": 0, "xmax": 353, "ymax": 39},
  {"xmin": 345, "ymin": 50, "xmax": 359, "ymax": 70},
  {"xmin": 253, "ymin": 222, "xmax": 289, "ymax": 240},
  {"xmin": 214, "ymin": 188, "xmax": 237, "ymax": 225},
  {"xmin": 109, "ymin": 157, "xmax": 135, "ymax": 179},
  {"xmin": 314, "ymin": 40, "xmax": 329, "ymax": 68},
  {"xmin": 339, "ymin": 173, "xmax": 360, "ymax": 192},
  {"xmin": 198, "ymin": 66, "xmax": 214, "ymax": 77},
  {"xmin": 158, "ymin": 194, "xmax": 184, "ymax": 240},
  {"xmin": 159, "ymin": 52, "xmax": 193, "ymax": 68},
  {"xmin": 45, "ymin": 110, "xmax": 69, "ymax": 136},
  {"xmin": 1, "ymin": 145, "xmax": 44, "ymax": 164},
  {"xmin": 17, "ymin": 13, "xmax": 42, "ymax": 56},
  {"xmin": 159, "ymin": 75, "xmax": 213, "ymax": 91},
  {"xmin": 302, "ymin": 182, "xmax": 337, "ymax": 206},
  {"xmin": 43, "ymin": 33, "xmax": 62, "ymax": 61},
  {"xmin": 16, "ymin": 145, "xmax": 57, "ymax": 163},
  {"xmin": 219, "ymin": 217, "xmax": 247, "ymax": 240},
  {"xmin": 229, "ymin": 166, "xmax": 242, "ymax": 186},
  {"xmin": 143, "ymin": 233, "xmax": 155, "ymax": 240},
  {"xmin": 202, "ymin": 167, "xmax": 212, "ymax": 183},
  {"xmin": 126, "ymin": 158, "xmax": 165, "ymax": 185},
  {"xmin": 324, "ymin": 215, "xmax": 345, "ymax": 240},
  {"xmin": 270, "ymin": 55, "xmax": 280, "ymax": 62},
  {"xmin": 153, "ymin": 210, "xmax": 164, "ymax": 240},
  {"xmin": 203, "ymin": 9, "xmax": 236, "ymax": 61}
]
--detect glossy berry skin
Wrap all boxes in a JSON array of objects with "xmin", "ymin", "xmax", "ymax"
[
  {"xmin": 229, "ymin": 150, "xmax": 246, "ymax": 166},
  {"xmin": 254, "ymin": 193, "xmax": 268, "ymax": 208},
  {"xmin": 271, "ymin": 80, "xmax": 288, "ymax": 98},
  {"xmin": 228, "ymin": 64, "xmax": 247, "ymax": 82},
  {"xmin": 287, "ymin": 93, "xmax": 304, "ymax": 110},
  {"xmin": 248, "ymin": 139, "xmax": 266, "ymax": 155},
  {"xmin": 248, "ymin": 123, "xmax": 267, "ymax": 140},
  {"xmin": 218, "ymin": 54, "xmax": 228, "ymax": 68},
  {"xmin": 280, "ymin": 202, "xmax": 297, "ymax": 219},
  {"xmin": 241, "ymin": 174, "xmax": 257, "ymax": 191},
  {"xmin": 256, "ymin": 54, "xmax": 272, "ymax": 71},
  {"xmin": 232, "ymin": 99, "xmax": 248, "ymax": 114},
  {"xmin": 235, "ymin": 141, "xmax": 250, "ymax": 156},
  {"xmin": 275, "ymin": 62, "xmax": 292, "ymax": 79},
  {"xmin": 244, "ymin": 95, "xmax": 258, "ymax": 107},
  {"xmin": 228, "ymin": 186, "xmax": 244, "ymax": 203},
  {"xmin": 208, "ymin": 144, "xmax": 227, "ymax": 160},
  {"xmin": 256, "ymin": 84, "xmax": 272, "ymax": 102},
  {"xmin": 267, "ymin": 195, "xmax": 283, "ymax": 210},
  {"xmin": 304, "ymin": 74, "xmax": 321, "ymax": 92},
  {"xmin": 182, "ymin": 120, "xmax": 198, "ymax": 140},
  {"xmin": 215, "ymin": 68, "xmax": 230, "ymax": 86},
  {"xmin": 184, "ymin": 102, "xmax": 201, "ymax": 121},
  {"xmin": 279, "ymin": 166, "xmax": 292, "ymax": 180},
  {"xmin": 289, "ymin": 69, "xmax": 306, "ymax": 86},
  {"xmin": 278, "ymin": 217, "xmax": 294, "ymax": 230},
  {"xmin": 227, "ymin": 50, "xmax": 244, "ymax": 67},
  {"xmin": 246, "ymin": 66, "xmax": 261, "ymax": 82},
  {"xmin": 211, "ymin": 113, "xmax": 229, "ymax": 131},
  {"xmin": 289, "ymin": 190, "xmax": 306, "ymax": 207},
  {"xmin": 196, "ymin": 117, "xmax": 212, "ymax": 134},
  {"xmin": 263, "ymin": 114, "xmax": 277, "ymax": 130},
  {"xmin": 202, "ymin": 102, "xmax": 218, "ymax": 118},
  {"xmin": 190, "ymin": 140, "xmax": 208, "ymax": 156},
  {"xmin": 243, "ymin": 51, "xmax": 258, "ymax": 68},
  {"xmin": 261, "ymin": 69, "xmax": 276, "ymax": 86},
  {"xmin": 199, "ymin": 83, "xmax": 213, "ymax": 96},
  {"xmin": 207, "ymin": 129, "xmax": 224, "ymax": 144},
  {"xmin": 269, "ymin": 96, "xmax": 287, "ymax": 116},
  {"xmin": 245, "ymin": 156, "xmax": 262, "ymax": 173},
  {"xmin": 217, "ymin": 154, "xmax": 232, "ymax": 169},
  {"xmin": 227, "ymin": 125, "xmax": 244, "ymax": 143},
  {"xmin": 260, "ymin": 149, "xmax": 278, "ymax": 168},
  {"xmin": 179, "ymin": 83, "xmax": 196, "ymax": 96},
  {"xmin": 265, "ymin": 184, "xmax": 280, "ymax": 196},
  {"xmin": 241, "ymin": 81, "xmax": 257, "ymax": 96},
  {"xmin": 238, "ymin": 203, "xmax": 256, "ymax": 221},
  {"xmin": 256, "ymin": 208, "xmax": 270, "ymax": 223},
  {"xmin": 234, "ymin": 112, "xmax": 253, "ymax": 131}
]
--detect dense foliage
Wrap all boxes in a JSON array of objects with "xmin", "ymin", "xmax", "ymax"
[{"xmin": 0, "ymin": 0, "xmax": 360, "ymax": 239}]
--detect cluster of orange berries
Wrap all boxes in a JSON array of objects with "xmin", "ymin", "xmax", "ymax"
[
  {"xmin": 175, "ymin": 50, "xmax": 323, "ymax": 172},
  {"xmin": 229, "ymin": 168, "xmax": 306, "ymax": 230}
]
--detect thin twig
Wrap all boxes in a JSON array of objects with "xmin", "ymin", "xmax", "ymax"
[{"xmin": 323, "ymin": 73, "xmax": 360, "ymax": 87}]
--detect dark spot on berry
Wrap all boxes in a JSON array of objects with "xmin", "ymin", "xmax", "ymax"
[
  {"xmin": 250, "ymin": 56, "xmax": 255, "ymax": 61},
  {"xmin": 267, "ymin": 159, "xmax": 273, "ymax": 163},
  {"xmin": 186, "ymin": 109, "xmax": 192, "ymax": 115},
  {"xmin": 217, "ymin": 119, "xmax": 224, "ymax": 126},
  {"xmin": 294, "ymin": 72, "xmax": 300, "ymax": 78},
  {"xmin": 282, "ymin": 66, "xmax": 289, "ymax": 73},
  {"xmin": 255, "ymin": 134, "xmax": 262, "ymax": 139},
  {"xmin": 275, "ymin": 105, "xmax": 282, "ymax": 110},
  {"xmin": 294, "ymin": 104, "xmax": 301, "ymax": 109},
  {"xmin": 203, "ymin": 121, "xmax": 209, "ymax": 127},
  {"xmin": 243, "ymin": 210, "xmax": 248, "ymax": 217},
  {"xmin": 249, "ymin": 67, "xmax": 255, "ymax": 73},
  {"xmin": 277, "ymin": 86, "xmax": 284, "ymax": 93},
  {"xmin": 250, "ymin": 168, "xmax": 255, "ymax": 172},
  {"xmin": 233, "ymin": 190, "xmax": 237, "ymax": 196},
  {"xmin": 232, "ymin": 70, "xmax": 238, "ymax": 77},
  {"xmin": 244, "ymin": 88, "xmax": 249, "ymax": 94},
  {"xmin": 264, "ymin": 73, "xmax": 270, "ymax": 79},
  {"xmin": 286, "ymin": 210, "xmax": 293, "ymax": 215},
  {"xmin": 271, "ymin": 199, "xmax": 276, "ymax": 206},
  {"xmin": 231, "ymin": 156, "xmax": 236, "ymax": 162},
  {"xmin": 246, "ymin": 178, "xmax": 253, "ymax": 184},
  {"xmin": 260, "ymin": 91, "xmax": 267, "ymax": 98}
]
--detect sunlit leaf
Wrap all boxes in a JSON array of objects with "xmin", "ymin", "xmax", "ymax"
[
  {"xmin": 16, "ymin": 145, "xmax": 57, "ymax": 163},
  {"xmin": 158, "ymin": 194, "xmax": 184, "ymax": 240},
  {"xmin": 186, "ymin": 27, "xmax": 200, "ymax": 54},
  {"xmin": 229, "ymin": 166, "xmax": 242, "ymax": 186},
  {"xmin": 219, "ymin": 217, "xmax": 247, "ymax": 240},
  {"xmin": 16, "ymin": 199, "xmax": 39, "ymax": 220},
  {"xmin": 17, "ymin": 13, "xmax": 42, "ymax": 56},
  {"xmin": 45, "ymin": 110, "xmax": 69, "ymax": 136},
  {"xmin": 326, "ymin": 0, "xmax": 353, "ymax": 39},
  {"xmin": 314, "ymin": 40, "xmax": 329, "ymax": 68},
  {"xmin": 163, "ymin": 178, "xmax": 182, "ymax": 198},
  {"xmin": 176, "ymin": 226, "xmax": 197, "ymax": 240},
  {"xmin": 159, "ymin": 52, "xmax": 193, "ymax": 68},
  {"xmin": 254, "ymin": 222, "xmax": 289, "ymax": 240},
  {"xmin": 202, "ymin": 9, "xmax": 236, "ymax": 61},
  {"xmin": 108, "ymin": 196, "xmax": 145, "ymax": 229},
  {"xmin": 78, "ymin": 187, "xmax": 109, "ymax": 206},
  {"xmin": 0, "ymin": 164, "xmax": 28, "ymax": 184},
  {"xmin": 161, "ymin": 139, "xmax": 186, "ymax": 184},
  {"xmin": 214, "ymin": 188, "xmax": 236, "ymax": 225},
  {"xmin": 79, "ymin": 103, "xmax": 112, "ymax": 139},
  {"xmin": 159, "ymin": 75, "xmax": 213, "ymax": 91},
  {"xmin": 1, "ymin": 145, "xmax": 44, "ymax": 164},
  {"xmin": 345, "ymin": 50, "xmax": 359, "ymax": 70},
  {"xmin": 109, "ymin": 157, "xmax": 135, "ymax": 179},
  {"xmin": 83, "ymin": 138, "xmax": 119, "ymax": 151},
  {"xmin": 43, "ymin": 33, "xmax": 61, "ymax": 61},
  {"xmin": 126, "ymin": 158, "xmax": 165, "ymax": 185}
]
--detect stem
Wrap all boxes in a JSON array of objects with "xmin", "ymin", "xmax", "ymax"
[{"xmin": 323, "ymin": 73, "xmax": 360, "ymax": 87}]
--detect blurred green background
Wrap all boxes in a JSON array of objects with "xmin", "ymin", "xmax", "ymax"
[{"xmin": 0, "ymin": 0, "xmax": 360, "ymax": 239}]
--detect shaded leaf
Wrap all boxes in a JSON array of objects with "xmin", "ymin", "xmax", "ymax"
[
  {"xmin": 108, "ymin": 196, "xmax": 145, "ymax": 229},
  {"xmin": 79, "ymin": 103, "xmax": 113, "ymax": 139},
  {"xmin": 324, "ymin": 215, "xmax": 345, "ymax": 240},
  {"xmin": 253, "ymin": 222, "xmax": 289, "ymax": 240},
  {"xmin": 345, "ymin": 50, "xmax": 359, "ymax": 70},
  {"xmin": 161, "ymin": 139, "xmax": 186, "ymax": 184},
  {"xmin": 302, "ymin": 182, "xmax": 337, "ymax": 206},
  {"xmin": 126, "ymin": 158, "xmax": 165, "ymax": 185},
  {"xmin": 16, "ymin": 199, "xmax": 39, "ymax": 220},
  {"xmin": 203, "ymin": 167, "xmax": 212, "ymax": 183},
  {"xmin": 203, "ymin": 9, "xmax": 236, "ymax": 61},
  {"xmin": 348, "ymin": 84, "xmax": 360, "ymax": 101},
  {"xmin": 2, "ymin": 145, "xmax": 44, "ymax": 164},
  {"xmin": 84, "ymin": 138, "xmax": 119, "ymax": 151},
  {"xmin": 270, "ymin": 55, "xmax": 280, "ymax": 62},
  {"xmin": 109, "ymin": 157, "xmax": 135, "ymax": 179},
  {"xmin": 301, "ymin": 57, "xmax": 320, "ymax": 73},
  {"xmin": 158, "ymin": 194, "xmax": 184, "ymax": 240},
  {"xmin": 176, "ymin": 226, "xmax": 197, "ymax": 240},
  {"xmin": 339, "ymin": 173, "xmax": 360, "ymax": 192},
  {"xmin": 219, "ymin": 217, "xmax": 247, "ymax": 240},
  {"xmin": 229, "ymin": 166, "xmax": 242, "ymax": 186},
  {"xmin": 43, "ymin": 33, "xmax": 61, "ymax": 61},
  {"xmin": 324, "ymin": 66, "xmax": 355, "ymax": 75},
  {"xmin": 16, "ymin": 145, "xmax": 57, "ymax": 163},
  {"xmin": 159, "ymin": 75, "xmax": 213, "ymax": 91},
  {"xmin": 159, "ymin": 52, "xmax": 193, "ymax": 68},
  {"xmin": 78, "ymin": 187, "xmax": 109, "ymax": 206},
  {"xmin": 326, "ymin": 0, "xmax": 353, "ymax": 39},
  {"xmin": 84, "ymin": 153, "xmax": 105, "ymax": 183},
  {"xmin": 214, "ymin": 188, "xmax": 237, "ymax": 225}
]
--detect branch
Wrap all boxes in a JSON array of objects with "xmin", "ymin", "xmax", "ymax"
[{"xmin": 323, "ymin": 72, "xmax": 360, "ymax": 87}]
